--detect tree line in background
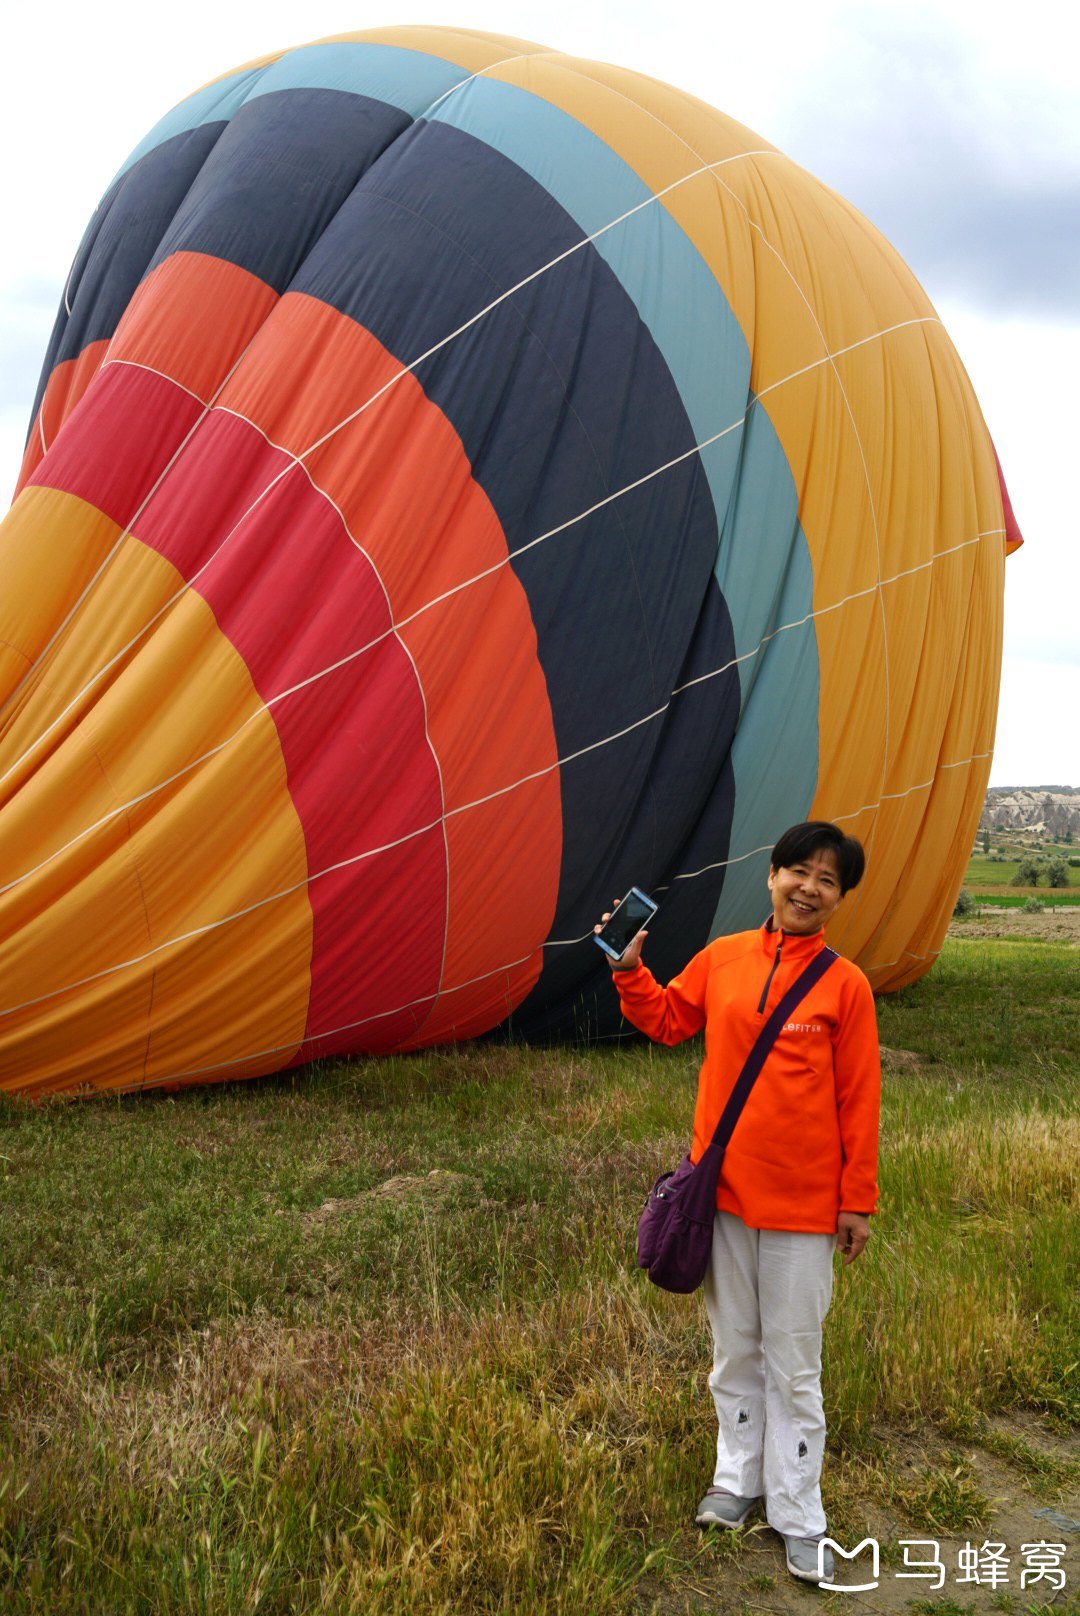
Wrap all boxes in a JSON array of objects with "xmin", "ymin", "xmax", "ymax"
[{"xmin": 1009, "ymin": 855, "xmax": 1072, "ymax": 888}]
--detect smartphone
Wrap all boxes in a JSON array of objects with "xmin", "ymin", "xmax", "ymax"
[{"xmin": 593, "ymin": 887, "xmax": 658, "ymax": 962}]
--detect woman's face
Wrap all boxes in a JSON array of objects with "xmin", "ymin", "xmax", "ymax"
[{"xmin": 767, "ymin": 847, "xmax": 843, "ymax": 935}]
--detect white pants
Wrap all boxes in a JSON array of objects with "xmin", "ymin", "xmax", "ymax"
[{"xmin": 703, "ymin": 1211, "xmax": 835, "ymax": 1537}]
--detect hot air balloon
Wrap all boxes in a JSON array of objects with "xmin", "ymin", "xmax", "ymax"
[{"xmin": 0, "ymin": 26, "xmax": 1020, "ymax": 1096}]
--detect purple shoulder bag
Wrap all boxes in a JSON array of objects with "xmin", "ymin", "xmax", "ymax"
[{"xmin": 636, "ymin": 946, "xmax": 838, "ymax": 1293}]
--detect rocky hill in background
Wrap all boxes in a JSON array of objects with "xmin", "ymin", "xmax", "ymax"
[{"xmin": 980, "ymin": 785, "xmax": 1080, "ymax": 836}]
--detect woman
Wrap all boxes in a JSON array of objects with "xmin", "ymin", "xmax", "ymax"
[{"xmin": 596, "ymin": 821, "xmax": 880, "ymax": 1585}]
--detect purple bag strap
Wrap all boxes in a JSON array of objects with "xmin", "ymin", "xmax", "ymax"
[{"xmin": 707, "ymin": 944, "xmax": 839, "ymax": 1154}]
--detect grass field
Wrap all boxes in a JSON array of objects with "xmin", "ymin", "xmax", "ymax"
[
  {"xmin": 964, "ymin": 892, "xmax": 1080, "ymax": 908},
  {"xmin": 965, "ymin": 840, "xmax": 1080, "ymax": 890},
  {"xmin": 966, "ymin": 858, "xmax": 1080, "ymax": 890},
  {"xmin": 966, "ymin": 894, "xmax": 1080, "ymax": 909},
  {"xmin": 1, "ymin": 930, "xmax": 1078, "ymax": 1613},
  {"xmin": 961, "ymin": 842, "xmax": 1080, "ymax": 914}
]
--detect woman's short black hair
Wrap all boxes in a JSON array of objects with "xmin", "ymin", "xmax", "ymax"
[{"xmin": 770, "ymin": 821, "xmax": 866, "ymax": 896}]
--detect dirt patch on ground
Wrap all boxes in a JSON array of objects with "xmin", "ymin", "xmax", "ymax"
[
  {"xmin": 640, "ymin": 1418, "xmax": 1079, "ymax": 1614},
  {"xmin": 950, "ymin": 907, "xmax": 1080, "ymax": 944},
  {"xmin": 302, "ymin": 1169, "xmax": 488, "ymax": 1222},
  {"xmin": 879, "ymin": 1047, "xmax": 929, "ymax": 1072}
]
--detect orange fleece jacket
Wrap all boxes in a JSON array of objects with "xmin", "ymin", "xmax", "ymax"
[{"xmin": 614, "ymin": 922, "xmax": 880, "ymax": 1233}]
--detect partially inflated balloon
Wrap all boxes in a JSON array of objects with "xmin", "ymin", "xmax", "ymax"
[{"xmin": 1, "ymin": 27, "xmax": 1020, "ymax": 1095}]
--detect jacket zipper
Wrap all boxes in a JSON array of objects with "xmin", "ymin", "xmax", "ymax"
[{"xmin": 757, "ymin": 930, "xmax": 783, "ymax": 1014}]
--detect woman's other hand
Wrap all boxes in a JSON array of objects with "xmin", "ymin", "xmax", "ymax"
[
  {"xmin": 594, "ymin": 901, "xmax": 648, "ymax": 972},
  {"xmin": 835, "ymin": 1211, "xmax": 870, "ymax": 1265}
]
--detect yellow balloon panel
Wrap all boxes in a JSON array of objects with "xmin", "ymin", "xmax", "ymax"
[{"xmin": 0, "ymin": 491, "xmax": 313, "ymax": 1095}]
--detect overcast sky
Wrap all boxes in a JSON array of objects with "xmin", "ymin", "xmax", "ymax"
[{"xmin": 3, "ymin": 0, "xmax": 1076, "ymax": 787}]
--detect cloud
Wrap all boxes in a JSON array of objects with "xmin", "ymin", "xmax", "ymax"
[
  {"xmin": 769, "ymin": 4, "xmax": 1080, "ymax": 318},
  {"xmin": 992, "ymin": 658, "xmax": 1080, "ymax": 787}
]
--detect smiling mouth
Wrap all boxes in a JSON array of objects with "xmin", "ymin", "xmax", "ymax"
[{"xmin": 790, "ymin": 899, "xmax": 816, "ymax": 914}]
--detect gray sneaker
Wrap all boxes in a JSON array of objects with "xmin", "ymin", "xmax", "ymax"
[
  {"xmin": 783, "ymin": 1534, "xmax": 835, "ymax": 1583},
  {"xmin": 695, "ymin": 1489, "xmax": 759, "ymax": 1528}
]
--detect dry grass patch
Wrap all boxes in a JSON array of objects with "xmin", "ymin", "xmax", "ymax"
[
  {"xmin": 949, "ymin": 1113, "xmax": 1080, "ymax": 1213},
  {"xmin": 1, "ymin": 1285, "xmax": 714, "ymax": 1613},
  {"xmin": 883, "ymin": 1114, "xmax": 1080, "ymax": 1215},
  {"xmin": 2, "ymin": 937, "xmax": 1078, "ymax": 1611}
]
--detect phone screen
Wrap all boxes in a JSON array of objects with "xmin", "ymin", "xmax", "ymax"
[{"xmin": 595, "ymin": 888, "xmax": 658, "ymax": 960}]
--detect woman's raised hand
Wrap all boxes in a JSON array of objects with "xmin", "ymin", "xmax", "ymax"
[{"xmin": 594, "ymin": 901, "xmax": 648, "ymax": 972}]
